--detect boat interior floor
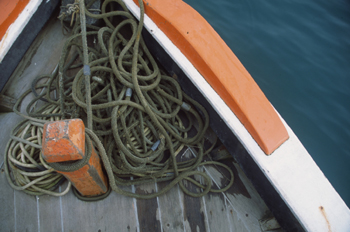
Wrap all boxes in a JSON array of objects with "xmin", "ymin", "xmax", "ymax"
[{"xmin": 0, "ymin": 12, "xmax": 283, "ymax": 232}]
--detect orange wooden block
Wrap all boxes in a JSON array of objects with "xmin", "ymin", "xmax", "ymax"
[
  {"xmin": 42, "ymin": 119, "xmax": 108, "ymax": 196},
  {"xmin": 42, "ymin": 119, "xmax": 85, "ymax": 163},
  {"xmin": 55, "ymin": 143, "xmax": 108, "ymax": 196}
]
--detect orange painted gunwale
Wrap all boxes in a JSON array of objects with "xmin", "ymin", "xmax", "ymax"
[
  {"xmin": 133, "ymin": 0, "xmax": 289, "ymax": 154},
  {"xmin": 0, "ymin": 0, "xmax": 30, "ymax": 40}
]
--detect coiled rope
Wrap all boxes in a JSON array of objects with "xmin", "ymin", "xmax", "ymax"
[
  {"xmin": 4, "ymin": 106, "xmax": 71, "ymax": 196},
  {"xmin": 4, "ymin": 0, "xmax": 234, "ymax": 199}
]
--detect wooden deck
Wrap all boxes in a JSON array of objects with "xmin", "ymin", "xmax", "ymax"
[{"xmin": 0, "ymin": 14, "xmax": 280, "ymax": 232}]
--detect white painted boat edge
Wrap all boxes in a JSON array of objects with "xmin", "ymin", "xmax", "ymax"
[
  {"xmin": 0, "ymin": 0, "xmax": 43, "ymax": 63},
  {"xmin": 123, "ymin": 0, "xmax": 350, "ymax": 231}
]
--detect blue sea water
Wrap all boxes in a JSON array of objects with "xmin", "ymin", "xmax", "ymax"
[{"xmin": 183, "ymin": 0, "xmax": 350, "ymax": 207}]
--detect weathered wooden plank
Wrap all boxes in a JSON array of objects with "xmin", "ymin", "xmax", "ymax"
[
  {"xmin": 179, "ymin": 148, "xmax": 207, "ymax": 232},
  {"xmin": 0, "ymin": 113, "xmax": 26, "ymax": 146},
  {"xmin": 157, "ymin": 182, "xmax": 185, "ymax": 232},
  {"xmin": 2, "ymin": 18, "xmax": 67, "ymax": 99},
  {"xmin": 135, "ymin": 183, "xmax": 161, "ymax": 232},
  {"xmin": 0, "ymin": 164, "xmax": 15, "ymax": 232},
  {"xmin": 61, "ymin": 187, "xmax": 138, "ymax": 232},
  {"xmin": 199, "ymin": 158, "xmax": 273, "ymax": 232},
  {"xmin": 38, "ymin": 187, "xmax": 65, "ymax": 232},
  {"xmin": 202, "ymin": 193, "xmax": 231, "ymax": 232},
  {"xmin": 203, "ymin": 163, "xmax": 242, "ymax": 232},
  {"xmin": 183, "ymin": 129, "xmax": 274, "ymax": 232},
  {"xmin": 0, "ymin": 112, "xmax": 29, "ymax": 232},
  {"xmin": 223, "ymin": 160, "xmax": 272, "ymax": 232},
  {"xmin": 185, "ymin": 143, "xmax": 233, "ymax": 232},
  {"xmin": 198, "ymin": 163, "xmax": 232, "ymax": 232},
  {"xmin": 14, "ymin": 191, "xmax": 39, "ymax": 232},
  {"xmin": 189, "ymin": 142, "xmax": 240, "ymax": 232}
]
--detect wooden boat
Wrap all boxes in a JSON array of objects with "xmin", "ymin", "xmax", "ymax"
[{"xmin": 1, "ymin": 0, "xmax": 349, "ymax": 231}]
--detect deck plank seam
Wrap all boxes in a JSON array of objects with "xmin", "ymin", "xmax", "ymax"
[
  {"xmin": 14, "ymin": 190, "xmax": 16, "ymax": 232},
  {"xmin": 198, "ymin": 166, "xmax": 210, "ymax": 232},
  {"xmin": 155, "ymin": 183, "xmax": 164, "ymax": 232},
  {"xmin": 176, "ymin": 184, "xmax": 186, "ymax": 232},
  {"xmin": 36, "ymin": 196, "xmax": 40, "ymax": 232},
  {"xmin": 59, "ymin": 186, "xmax": 64, "ymax": 232},
  {"xmin": 131, "ymin": 177, "xmax": 140, "ymax": 232},
  {"xmin": 224, "ymin": 198, "xmax": 234, "ymax": 232}
]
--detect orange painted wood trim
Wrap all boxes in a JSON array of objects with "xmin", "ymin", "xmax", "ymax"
[
  {"xmin": 42, "ymin": 119, "xmax": 108, "ymax": 196},
  {"xmin": 42, "ymin": 119, "xmax": 86, "ymax": 163},
  {"xmin": 0, "ymin": 0, "xmax": 30, "ymax": 40},
  {"xmin": 134, "ymin": 0, "xmax": 289, "ymax": 154},
  {"xmin": 56, "ymin": 144, "xmax": 109, "ymax": 196}
]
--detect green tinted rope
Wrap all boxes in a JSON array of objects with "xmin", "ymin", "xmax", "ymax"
[{"xmin": 5, "ymin": 0, "xmax": 234, "ymax": 199}]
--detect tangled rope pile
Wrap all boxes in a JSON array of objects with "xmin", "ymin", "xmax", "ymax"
[{"xmin": 4, "ymin": 0, "xmax": 234, "ymax": 199}]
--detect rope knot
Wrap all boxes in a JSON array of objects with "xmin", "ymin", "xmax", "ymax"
[{"xmin": 58, "ymin": 0, "xmax": 80, "ymax": 26}]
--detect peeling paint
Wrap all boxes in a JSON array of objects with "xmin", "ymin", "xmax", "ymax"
[{"xmin": 138, "ymin": 183, "xmax": 156, "ymax": 194}]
